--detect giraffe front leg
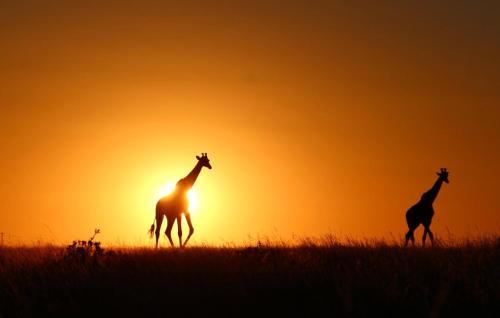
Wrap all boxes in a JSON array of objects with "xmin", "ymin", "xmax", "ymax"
[
  {"xmin": 182, "ymin": 212, "xmax": 195, "ymax": 247},
  {"xmin": 177, "ymin": 216, "xmax": 183, "ymax": 248},
  {"xmin": 426, "ymin": 227, "xmax": 434, "ymax": 246}
]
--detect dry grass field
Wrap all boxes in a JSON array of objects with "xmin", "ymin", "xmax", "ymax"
[{"xmin": 0, "ymin": 237, "xmax": 498, "ymax": 317}]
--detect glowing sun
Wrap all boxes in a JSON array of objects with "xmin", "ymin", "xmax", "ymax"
[{"xmin": 156, "ymin": 182, "xmax": 199, "ymax": 213}]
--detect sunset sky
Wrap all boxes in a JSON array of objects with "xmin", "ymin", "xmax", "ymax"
[{"xmin": 1, "ymin": 1, "xmax": 499, "ymax": 245}]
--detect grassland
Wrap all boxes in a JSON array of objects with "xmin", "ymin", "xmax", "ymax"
[{"xmin": 0, "ymin": 237, "xmax": 498, "ymax": 317}]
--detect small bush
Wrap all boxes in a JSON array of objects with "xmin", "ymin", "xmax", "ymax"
[{"xmin": 65, "ymin": 229, "xmax": 103, "ymax": 259}]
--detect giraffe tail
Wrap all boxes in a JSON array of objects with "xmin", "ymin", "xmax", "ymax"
[{"xmin": 148, "ymin": 219, "xmax": 155, "ymax": 238}]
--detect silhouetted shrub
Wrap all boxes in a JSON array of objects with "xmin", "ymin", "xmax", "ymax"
[{"xmin": 66, "ymin": 229, "xmax": 103, "ymax": 259}]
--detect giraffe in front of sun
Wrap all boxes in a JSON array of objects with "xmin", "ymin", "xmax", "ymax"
[
  {"xmin": 405, "ymin": 168, "xmax": 449, "ymax": 247},
  {"xmin": 149, "ymin": 153, "xmax": 212, "ymax": 248}
]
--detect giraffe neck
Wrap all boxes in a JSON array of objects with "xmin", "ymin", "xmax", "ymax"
[
  {"xmin": 180, "ymin": 161, "xmax": 203, "ymax": 188},
  {"xmin": 422, "ymin": 177, "xmax": 443, "ymax": 204}
]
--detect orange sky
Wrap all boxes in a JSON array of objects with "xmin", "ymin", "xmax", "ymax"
[{"xmin": 1, "ymin": 1, "xmax": 499, "ymax": 245}]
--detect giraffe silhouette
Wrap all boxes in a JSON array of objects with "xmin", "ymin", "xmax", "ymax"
[
  {"xmin": 405, "ymin": 168, "xmax": 449, "ymax": 247},
  {"xmin": 149, "ymin": 153, "xmax": 212, "ymax": 248}
]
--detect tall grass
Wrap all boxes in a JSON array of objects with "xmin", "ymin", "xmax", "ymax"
[{"xmin": 0, "ymin": 236, "xmax": 498, "ymax": 317}]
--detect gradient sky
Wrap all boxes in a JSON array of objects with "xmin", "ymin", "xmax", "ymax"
[{"xmin": 1, "ymin": 0, "xmax": 499, "ymax": 245}]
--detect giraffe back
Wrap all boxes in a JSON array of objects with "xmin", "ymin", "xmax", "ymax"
[
  {"xmin": 156, "ymin": 192, "xmax": 189, "ymax": 218},
  {"xmin": 406, "ymin": 201, "xmax": 435, "ymax": 228}
]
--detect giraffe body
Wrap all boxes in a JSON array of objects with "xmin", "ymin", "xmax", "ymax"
[{"xmin": 406, "ymin": 202, "xmax": 434, "ymax": 230}]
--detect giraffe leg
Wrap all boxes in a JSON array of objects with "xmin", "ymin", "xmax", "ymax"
[
  {"xmin": 405, "ymin": 229, "xmax": 415, "ymax": 247},
  {"xmin": 177, "ymin": 215, "xmax": 183, "ymax": 248},
  {"xmin": 155, "ymin": 215, "xmax": 163, "ymax": 248},
  {"xmin": 422, "ymin": 228, "xmax": 428, "ymax": 247},
  {"xmin": 426, "ymin": 227, "xmax": 434, "ymax": 246},
  {"xmin": 405, "ymin": 209, "xmax": 417, "ymax": 247},
  {"xmin": 182, "ymin": 212, "xmax": 195, "ymax": 247},
  {"xmin": 405, "ymin": 223, "xmax": 417, "ymax": 247},
  {"xmin": 165, "ymin": 216, "xmax": 175, "ymax": 247}
]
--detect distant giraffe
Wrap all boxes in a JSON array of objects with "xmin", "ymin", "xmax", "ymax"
[
  {"xmin": 149, "ymin": 153, "xmax": 212, "ymax": 248},
  {"xmin": 405, "ymin": 168, "xmax": 449, "ymax": 247}
]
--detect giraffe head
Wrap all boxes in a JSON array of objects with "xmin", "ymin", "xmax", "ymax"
[
  {"xmin": 436, "ymin": 168, "xmax": 449, "ymax": 183},
  {"xmin": 196, "ymin": 153, "xmax": 212, "ymax": 169}
]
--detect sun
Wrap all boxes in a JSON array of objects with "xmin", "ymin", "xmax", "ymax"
[
  {"xmin": 157, "ymin": 182, "xmax": 176, "ymax": 198},
  {"xmin": 186, "ymin": 189, "xmax": 198, "ymax": 213},
  {"xmin": 156, "ymin": 182, "xmax": 199, "ymax": 214}
]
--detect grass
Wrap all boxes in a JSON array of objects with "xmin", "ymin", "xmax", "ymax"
[{"xmin": 0, "ymin": 237, "xmax": 498, "ymax": 317}]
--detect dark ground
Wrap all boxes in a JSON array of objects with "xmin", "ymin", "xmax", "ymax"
[{"xmin": 0, "ymin": 239, "xmax": 499, "ymax": 317}]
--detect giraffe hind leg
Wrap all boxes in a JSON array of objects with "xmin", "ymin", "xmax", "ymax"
[
  {"xmin": 165, "ymin": 216, "xmax": 175, "ymax": 247},
  {"xmin": 405, "ymin": 209, "xmax": 418, "ymax": 247},
  {"xmin": 155, "ymin": 215, "xmax": 164, "ymax": 248},
  {"xmin": 405, "ymin": 229, "xmax": 415, "ymax": 247},
  {"xmin": 405, "ymin": 219, "xmax": 417, "ymax": 247},
  {"xmin": 422, "ymin": 228, "xmax": 428, "ymax": 246}
]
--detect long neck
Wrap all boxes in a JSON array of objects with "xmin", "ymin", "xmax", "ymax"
[
  {"xmin": 423, "ymin": 177, "xmax": 444, "ymax": 204},
  {"xmin": 182, "ymin": 161, "xmax": 203, "ymax": 187}
]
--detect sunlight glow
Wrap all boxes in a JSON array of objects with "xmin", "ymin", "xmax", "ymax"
[
  {"xmin": 157, "ymin": 182, "xmax": 176, "ymax": 198},
  {"xmin": 156, "ymin": 182, "xmax": 199, "ymax": 214},
  {"xmin": 187, "ymin": 189, "xmax": 198, "ymax": 213}
]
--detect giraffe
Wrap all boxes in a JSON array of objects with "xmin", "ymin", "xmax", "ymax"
[
  {"xmin": 149, "ymin": 153, "xmax": 212, "ymax": 248},
  {"xmin": 405, "ymin": 168, "xmax": 449, "ymax": 247}
]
